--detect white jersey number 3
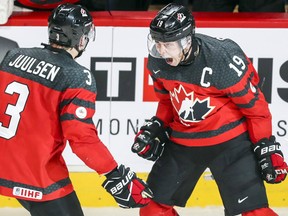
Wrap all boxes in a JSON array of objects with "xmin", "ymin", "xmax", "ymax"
[{"xmin": 0, "ymin": 82, "xmax": 29, "ymax": 139}]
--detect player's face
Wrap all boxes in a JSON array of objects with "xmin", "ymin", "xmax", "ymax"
[{"xmin": 155, "ymin": 41, "xmax": 184, "ymax": 66}]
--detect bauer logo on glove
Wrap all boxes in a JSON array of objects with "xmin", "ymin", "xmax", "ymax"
[
  {"xmin": 102, "ymin": 164, "xmax": 153, "ymax": 208},
  {"xmin": 107, "ymin": 169, "xmax": 134, "ymax": 195}
]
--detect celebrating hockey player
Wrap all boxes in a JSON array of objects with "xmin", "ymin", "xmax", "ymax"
[
  {"xmin": 0, "ymin": 3, "xmax": 152, "ymax": 216},
  {"xmin": 131, "ymin": 3, "xmax": 287, "ymax": 216}
]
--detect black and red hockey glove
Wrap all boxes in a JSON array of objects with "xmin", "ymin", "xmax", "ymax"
[
  {"xmin": 253, "ymin": 135, "xmax": 287, "ymax": 183},
  {"xmin": 131, "ymin": 116, "xmax": 170, "ymax": 161},
  {"xmin": 102, "ymin": 164, "xmax": 153, "ymax": 208}
]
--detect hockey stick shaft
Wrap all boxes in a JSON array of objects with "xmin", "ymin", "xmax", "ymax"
[{"xmin": 204, "ymin": 167, "xmax": 288, "ymax": 181}]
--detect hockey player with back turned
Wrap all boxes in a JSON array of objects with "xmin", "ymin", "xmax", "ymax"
[
  {"xmin": 0, "ymin": 3, "xmax": 152, "ymax": 216},
  {"xmin": 131, "ymin": 3, "xmax": 287, "ymax": 216}
]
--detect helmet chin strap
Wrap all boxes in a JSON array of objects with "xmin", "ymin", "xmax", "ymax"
[
  {"xmin": 180, "ymin": 37, "xmax": 199, "ymax": 65},
  {"xmin": 75, "ymin": 49, "xmax": 84, "ymax": 58}
]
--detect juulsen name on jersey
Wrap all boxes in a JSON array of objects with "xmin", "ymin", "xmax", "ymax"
[{"xmin": 8, "ymin": 54, "xmax": 60, "ymax": 82}]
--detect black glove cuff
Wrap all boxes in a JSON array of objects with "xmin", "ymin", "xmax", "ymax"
[
  {"xmin": 150, "ymin": 116, "xmax": 164, "ymax": 126},
  {"xmin": 104, "ymin": 166, "xmax": 118, "ymax": 179},
  {"xmin": 140, "ymin": 116, "xmax": 165, "ymax": 131}
]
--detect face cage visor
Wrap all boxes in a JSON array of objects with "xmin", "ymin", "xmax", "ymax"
[
  {"xmin": 87, "ymin": 23, "xmax": 96, "ymax": 42},
  {"xmin": 147, "ymin": 33, "xmax": 192, "ymax": 59},
  {"xmin": 82, "ymin": 22, "xmax": 96, "ymax": 47},
  {"xmin": 78, "ymin": 23, "xmax": 95, "ymax": 50},
  {"xmin": 76, "ymin": 23, "xmax": 95, "ymax": 58}
]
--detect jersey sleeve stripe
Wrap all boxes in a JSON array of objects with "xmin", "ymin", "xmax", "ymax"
[
  {"xmin": 154, "ymin": 87, "xmax": 169, "ymax": 95},
  {"xmin": 226, "ymin": 73, "xmax": 254, "ymax": 97},
  {"xmin": 235, "ymin": 89, "xmax": 260, "ymax": 108},
  {"xmin": 59, "ymin": 98, "xmax": 95, "ymax": 111},
  {"xmin": 60, "ymin": 113, "xmax": 94, "ymax": 124}
]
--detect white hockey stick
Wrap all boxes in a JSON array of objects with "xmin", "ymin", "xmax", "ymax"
[{"xmin": 203, "ymin": 167, "xmax": 288, "ymax": 181}]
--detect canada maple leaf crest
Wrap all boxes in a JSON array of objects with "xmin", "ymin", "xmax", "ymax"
[{"xmin": 170, "ymin": 85, "xmax": 215, "ymax": 125}]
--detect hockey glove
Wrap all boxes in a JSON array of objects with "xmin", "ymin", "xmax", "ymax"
[
  {"xmin": 102, "ymin": 164, "xmax": 153, "ymax": 208},
  {"xmin": 131, "ymin": 116, "xmax": 170, "ymax": 161},
  {"xmin": 253, "ymin": 135, "xmax": 287, "ymax": 183}
]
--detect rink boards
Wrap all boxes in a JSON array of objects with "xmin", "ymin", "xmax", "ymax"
[{"xmin": 0, "ymin": 11, "xmax": 288, "ymax": 208}]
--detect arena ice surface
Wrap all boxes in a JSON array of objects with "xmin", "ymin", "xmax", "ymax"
[{"xmin": 0, "ymin": 207, "xmax": 287, "ymax": 216}]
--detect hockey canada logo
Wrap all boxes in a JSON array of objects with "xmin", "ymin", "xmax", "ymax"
[
  {"xmin": 170, "ymin": 85, "xmax": 215, "ymax": 126},
  {"xmin": 177, "ymin": 13, "xmax": 186, "ymax": 23},
  {"xmin": 80, "ymin": 8, "xmax": 88, "ymax": 17}
]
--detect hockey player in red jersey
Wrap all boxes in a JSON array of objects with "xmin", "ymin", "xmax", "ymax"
[
  {"xmin": 131, "ymin": 3, "xmax": 287, "ymax": 216},
  {"xmin": 0, "ymin": 3, "xmax": 152, "ymax": 216}
]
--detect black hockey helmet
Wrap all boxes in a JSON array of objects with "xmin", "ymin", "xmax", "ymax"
[
  {"xmin": 149, "ymin": 3, "xmax": 195, "ymax": 42},
  {"xmin": 48, "ymin": 3, "xmax": 95, "ymax": 51}
]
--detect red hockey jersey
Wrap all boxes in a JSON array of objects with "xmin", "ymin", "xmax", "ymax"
[
  {"xmin": 0, "ymin": 45, "xmax": 117, "ymax": 201},
  {"xmin": 148, "ymin": 34, "xmax": 272, "ymax": 146}
]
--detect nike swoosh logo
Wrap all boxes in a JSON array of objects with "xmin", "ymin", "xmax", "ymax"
[
  {"xmin": 153, "ymin": 69, "xmax": 160, "ymax": 74},
  {"xmin": 238, "ymin": 196, "xmax": 248, "ymax": 203}
]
